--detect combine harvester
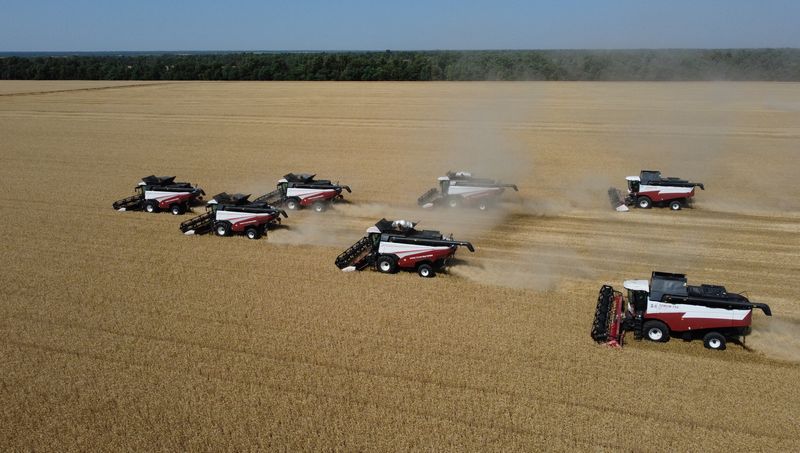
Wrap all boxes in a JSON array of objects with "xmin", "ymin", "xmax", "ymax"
[
  {"xmin": 609, "ymin": 170, "xmax": 704, "ymax": 211},
  {"xmin": 591, "ymin": 271, "xmax": 772, "ymax": 350},
  {"xmin": 335, "ymin": 219, "xmax": 474, "ymax": 278},
  {"xmin": 254, "ymin": 173, "xmax": 351, "ymax": 213},
  {"xmin": 112, "ymin": 175, "xmax": 205, "ymax": 215},
  {"xmin": 418, "ymin": 171, "xmax": 518, "ymax": 210},
  {"xmin": 179, "ymin": 193, "xmax": 287, "ymax": 239}
]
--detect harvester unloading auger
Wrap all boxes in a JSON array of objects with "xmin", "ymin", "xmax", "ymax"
[
  {"xmin": 591, "ymin": 272, "xmax": 771, "ymax": 350},
  {"xmin": 179, "ymin": 192, "xmax": 287, "ymax": 239},
  {"xmin": 418, "ymin": 171, "xmax": 518, "ymax": 210},
  {"xmin": 112, "ymin": 175, "xmax": 205, "ymax": 215},
  {"xmin": 335, "ymin": 219, "xmax": 474, "ymax": 278},
  {"xmin": 253, "ymin": 173, "xmax": 351, "ymax": 212},
  {"xmin": 609, "ymin": 170, "xmax": 704, "ymax": 212}
]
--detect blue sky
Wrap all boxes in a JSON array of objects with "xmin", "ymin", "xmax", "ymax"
[{"xmin": 1, "ymin": 0, "xmax": 798, "ymax": 51}]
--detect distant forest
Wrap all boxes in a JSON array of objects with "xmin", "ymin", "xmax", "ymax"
[{"xmin": 2, "ymin": 49, "xmax": 799, "ymax": 81}]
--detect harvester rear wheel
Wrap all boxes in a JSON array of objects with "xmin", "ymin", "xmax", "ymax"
[
  {"xmin": 669, "ymin": 200, "xmax": 682, "ymax": 211},
  {"xmin": 643, "ymin": 320, "xmax": 669, "ymax": 342},
  {"xmin": 417, "ymin": 263, "xmax": 435, "ymax": 278},
  {"xmin": 312, "ymin": 201, "xmax": 327, "ymax": 213},
  {"xmin": 215, "ymin": 222, "xmax": 231, "ymax": 237},
  {"xmin": 144, "ymin": 201, "xmax": 158, "ymax": 213},
  {"xmin": 637, "ymin": 197, "xmax": 652, "ymax": 209},
  {"xmin": 478, "ymin": 201, "xmax": 489, "ymax": 211},
  {"xmin": 703, "ymin": 332, "xmax": 726, "ymax": 350},
  {"xmin": 376, "ymin": 256, "xmax": 396, "ymax": 274},
  {"xmin": 245, "ymin": 227, "xmax": 261, "ymax": 240},
  {"xmin": 170, "ymin": 204, "xmax": 186, "ymax": 215}
]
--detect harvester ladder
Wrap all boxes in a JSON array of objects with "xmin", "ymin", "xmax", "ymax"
[
  {"xmin": 335, "ymin": 236, "xmax": 373, "ymax": 269},
  {"xmin": 417, "ymin": 188, "xmax": 440, "ymax": 206},
  {"xmin": 179, "ymin": 211, "xmax": 214, "ymax": 234},
  {"xmin": 112, "ymin": 193, "xmax": 143, "ymax": 210}
]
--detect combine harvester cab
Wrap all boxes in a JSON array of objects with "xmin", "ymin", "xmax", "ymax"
[
  {"xmin": 179, "ymin": 192, "xmax": 287, "ymax": 239},
  {"xmin": 335, "ymin": 218, "xmax": 474, "ymax": 278},
  {"xmin": 609, "ymin": 170, "xmax": 704, "ymax": 212},
  {"xmin": 112, "ymin": 175, "xmax": 205, "ymax": 215},
  {"xmin": 254, "ymin": 173, "xmax": 351, "ymax": 213},
  {"xmin": 418, "ymin": 171, "xmax": 518, "ymax": 210},
  {"xmin": 591, "ymin": 271, "xmax": 771, "ymax": 350}
]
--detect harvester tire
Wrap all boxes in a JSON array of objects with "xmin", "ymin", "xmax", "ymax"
[
  {"xmin": 703, "ymin": 332, "xmax": 726, "ymax": 350},
  {"xmin": 144, "ymin": 201, "xmax": 158, "ymax": 213},
  {"xmin": 643, "ymin": 320, "xmax": 669, "ymax": 342},
  {"xmin": 170, "ymin": 204, "xmax": 186, "ymax": 216},
  {"xmin": 447, "ymin": 197, "xmax": 460, "ymax": 209},
  {"xmin": 637, "ymin": 197, "xmax": 652, "ymax": 209},
  {"xmin": 376, "ymin": 256, "xmax": 396, "ymax": 274},
  {"xmin": 214, "ymin": 222, "xmax": 231, "ymax": 237},
  {"xmin": 285, "ymin": 198, "xmax": 301, "ymax": 210},
  {"xmin": 245, "ymin": 227, "xmax": 261, "ymax": 240},
  {"xmin": 478, "ymin": 201, "xmax": 489, "ymax": 211},
  {"xmin": 417, "ymin": 263, "xmax": 435, "ymax": 278},
  {"xmin": 669, "ymin": 200, "xmax": 682, "ymax": 211},
  {"xmin": 312, "ymin": 201, "xmax": 327, "ymax": 213}
]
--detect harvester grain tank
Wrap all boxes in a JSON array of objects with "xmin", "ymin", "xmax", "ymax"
[
  {"xmin": 112, "ymin": 175, "xmax": 205, "ymax": 215},
  {"xmin": 418, "ymin": 171, "xmax": 518, "ymax": 210},
  {"xmin": 591, "ymin": 271, "xmax": 771, "ymax": 350},
  {"xmin": 335, "ymin": 219, "xmax": 474, "ymax": 278}
]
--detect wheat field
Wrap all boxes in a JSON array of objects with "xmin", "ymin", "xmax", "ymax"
[{"xmin": 1, "ymin": 81, "xmax": 798, "ymax": 451}]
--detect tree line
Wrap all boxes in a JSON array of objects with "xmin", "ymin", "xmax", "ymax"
[{"xmin": 1, "ymin": 49, "xmax": 798, "ymax": 81}]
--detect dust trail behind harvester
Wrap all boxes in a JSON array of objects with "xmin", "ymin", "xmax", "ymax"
[{"xmin": 748, "ymin": 316, "xmax": 800, "ymax": 363}]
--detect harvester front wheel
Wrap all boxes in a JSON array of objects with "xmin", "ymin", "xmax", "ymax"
[
  {"xmin": 478, "ymin": 200, "xmax": 489, "ymax": 211},
  {"xmin": 703, "ymin": 332, "xmax": 726, "ymax": 350},
  {"xmin": 170, "ymin": 204, "xmax": 186, "ymax": 215},
  {"xmin": 245, "ymin": 227, "xmax": 261, "ymax": 240},
  {"xmin": 285, "ymin": 198, "xmax": 301, "ymax": 210},
  {"xmin": 376, "ymin": 256, "xmax": 396, "ymax": 274},
  {"xmin": 417, "ymin": 263, "xmax": 435, "ymax": 278},
  {"xmin": 215, "ymin": 222, "xmax": 231, "ymax": 237},
  {"xmin": 637, "ymin": 197, "xmax": 652, "ymax": 209},
  {"xmin": 447, "ymin": 197, "xmax": 460, "ymax": 209},
  {"xmin": 643, "ymin": 320, "xmax": 669, "ymax": 342},
  {"xmin": 144, "ymin": 201, "xmax": 158, "ymax": 213},
  {"xmin": 669, "ymin": 200, "xmax": 682, "ymax": 211},
  {"xmin": 312, "ymin": 201, "xmax": 328, "ymax": 213}
]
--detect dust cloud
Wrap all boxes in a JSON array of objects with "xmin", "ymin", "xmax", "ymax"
[{"xmin": 748, "ymin": 316, "xmax": 800, "ymax": 363}]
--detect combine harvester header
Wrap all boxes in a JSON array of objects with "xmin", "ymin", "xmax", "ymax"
[
  {"xmin": 335, "ymin": 219, "xmax": 474, "ymax": 278},
  {"xmin": 254, "ymin": 173, "xmax": 351, "ymax": 212},
  {"xmin": 180, "ymin": 192, "xmax": 287, "ymax": 239},
  {"xmin": 609, "ymin": 170, "xmax": 704, "ymax": 211},
  {"xmin": 112, "ymin": 175, "xmax": 205, "ymax": 215},
  {"xmin": 591, "ymin": 271, "xmax": 771, "ymax": 350},
  {"xmin": 418, "ymin": 171, "xmax": 518, "ymax": 210}
]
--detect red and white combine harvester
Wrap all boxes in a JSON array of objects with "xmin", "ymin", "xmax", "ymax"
[
  {"xmin": 591, "ymin": 271, "xmax": 772, "ymax": 350},
  {"xmin": 609, "ymin": 170, "xmax": 705, "ymax": 211},
  {"xmin": 254, "ymin": 173, "xmax": 351, "ymax": 213},
  {"xmin": 418, "ymin": 171, "xmax": 518, "ymax": 210},
  {"xmin": 112, "ymin": 175, "xmax": 205, "ymax": 215},
  {"xmin": 179, "ymin": 193, "xmax": 287, "ymax": 239},
  {"xmin": 335, "ymin": 219, "xmax": 474, "ymax": 278}
]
